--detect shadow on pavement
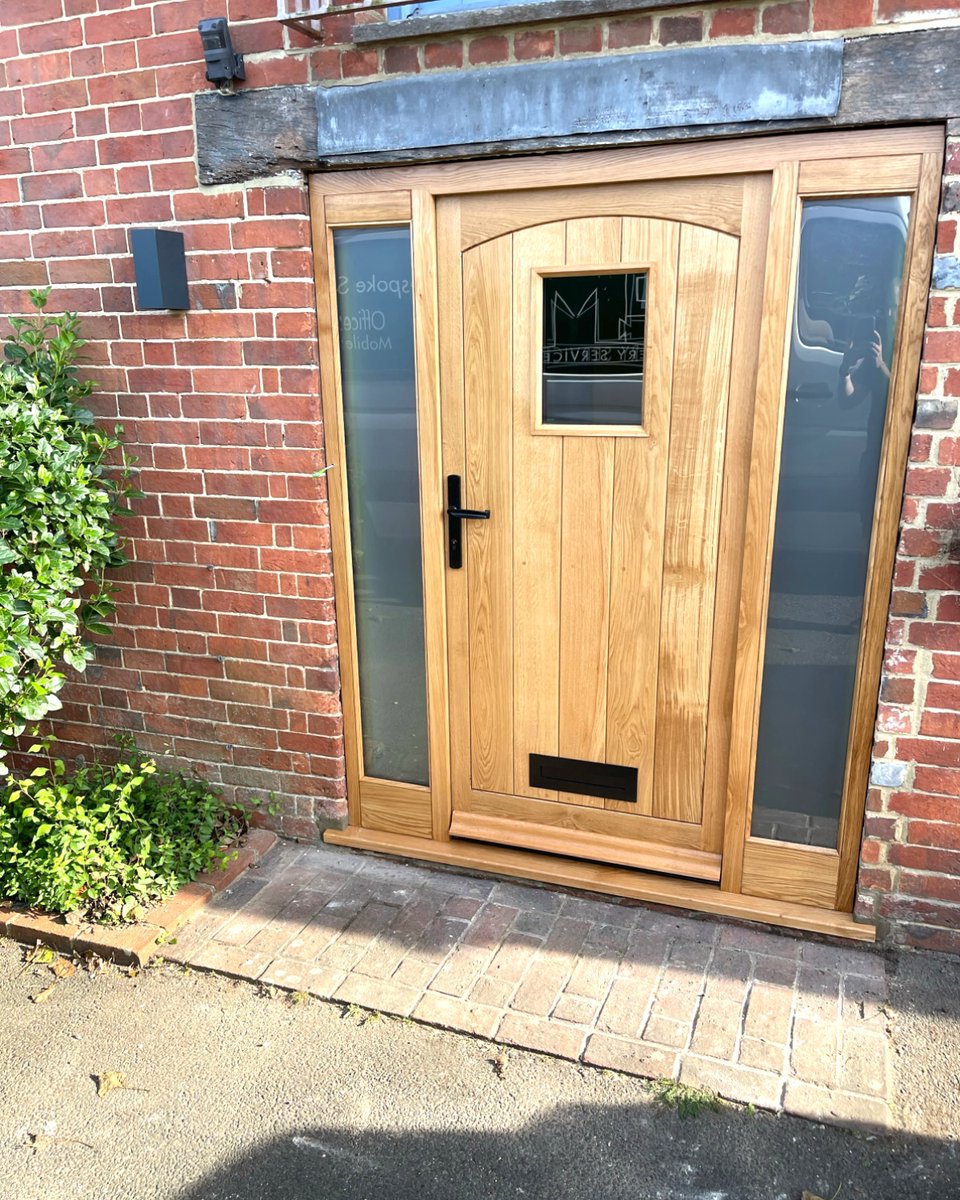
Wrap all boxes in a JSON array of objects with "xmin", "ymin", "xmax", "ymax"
[{"xmin": 178, "ymin": 1097, "xmax": 960, "ymax": 1200}]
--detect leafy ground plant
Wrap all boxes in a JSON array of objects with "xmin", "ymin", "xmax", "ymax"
[
  {"xmin": 0, "ymin": 289, "xmax": 136, "ymax": 774},
  {"xmin": 0, "ymin": 740, "xmax": 245, "ymax": 923},
  {"xmin": 646, "ymin": 1077, "xmax": 724, "ymax": 1119}
]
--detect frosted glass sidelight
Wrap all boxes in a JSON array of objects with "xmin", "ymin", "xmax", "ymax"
[
  {"xmin": 541, "ymin": 272, "xmax": 646, "ymax": 425},
  {"xmin": 751, "ymin": 197, "xmax": 911, "ymax": 848},
  {"xmin": 333, "ymin": 226, "xmax": 429, "ymax": 786}
]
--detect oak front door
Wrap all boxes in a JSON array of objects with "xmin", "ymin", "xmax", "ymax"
[{"xmin": 440, "ymin": 186, "xmax": 754, "ymax": 881}]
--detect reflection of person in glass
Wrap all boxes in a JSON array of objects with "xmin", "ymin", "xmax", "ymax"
[{"xmin": 838, "ymin": 317, "xmax": 890, "ymax": 535}]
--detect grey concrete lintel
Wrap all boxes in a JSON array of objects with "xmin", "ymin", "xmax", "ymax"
[{"xmin": 318, "ymin": 39, "xmax": 843, "ymax": 156}]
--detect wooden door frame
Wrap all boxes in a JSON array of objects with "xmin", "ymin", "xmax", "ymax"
[{"xmin": 313, "ymin": 125, "xmax": 943, "ymax": 941}]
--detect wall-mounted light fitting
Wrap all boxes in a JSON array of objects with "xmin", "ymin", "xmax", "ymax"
[
  {"xmin": 130, "ymin": 228, "xmax": 190, "ymax": 311},
  {"xmin": 198, "ymin": 18, "xmax": 245, "ymax": 92}
]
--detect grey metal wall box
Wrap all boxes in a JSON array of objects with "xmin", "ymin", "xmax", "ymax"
[{"xmin": 130, "ymin": 228, "xmax": 189, "ymax": 310}]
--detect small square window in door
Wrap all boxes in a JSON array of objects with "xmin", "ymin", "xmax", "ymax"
[{"xmin": 542, "ymin": 272, "xmax": 646, "ymax": 426}]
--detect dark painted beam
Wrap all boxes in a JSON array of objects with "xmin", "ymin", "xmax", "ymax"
[
  {"xmin": 195, "ymin": 85, "xmax": 318, "ymax": 186},
  {"xmin": 196, "ymin": 27, "xmax": 960, "ymax": 186}
]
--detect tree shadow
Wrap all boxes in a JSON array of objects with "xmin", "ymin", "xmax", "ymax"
[{"xmin": 177, "ymin": 1097, "xmax": 960, "ymax": 1200}]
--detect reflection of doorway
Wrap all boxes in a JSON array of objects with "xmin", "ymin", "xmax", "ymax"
[{"xmin": 753, "ymin": 198, "xmax": 910, "ymax": 850}]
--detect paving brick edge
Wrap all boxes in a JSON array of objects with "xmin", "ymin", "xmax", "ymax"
[
  {"xmin": 161, "ymin": 958, "xmax": 890, "ymax": 1137},
  {"xmin": 0, "ymin": 829, "xmax": 278, "ymax": 967}
]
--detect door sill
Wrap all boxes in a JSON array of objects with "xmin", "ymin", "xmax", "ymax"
[
  {"xmin": 324, "ymin": 826, "xmax": 877, "ymax": 942},
  {"xmin": 449, "ymin": 810, "xmax": 721, "ymax": 881}
]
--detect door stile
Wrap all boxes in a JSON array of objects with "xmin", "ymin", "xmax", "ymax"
[
  {"xmin": 464, "ymin": 236, "xmax": 515, "ymax": 795},
  {"xmin": 701, "ymin": 174, "xmax": 772, "ymax": 858},
  {"xmin": 833, "ymin": 148, "xmax": 942, "ymax": 909},
  {"xmin": 310, "ymin": 182, "xmax": 365, "ymax": 826},
  {"xmin": 721, "ymin": 161, "xmax": 802, "ymax": 894},
  {"xmin": 411, "ymin": 189, "xmax": 452, "ymax": 841},
  {"xmin": 436, "ymin": 197, "xmax": 466, "ymax": 839}
]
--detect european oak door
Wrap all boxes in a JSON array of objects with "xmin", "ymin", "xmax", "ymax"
[{"xmin": 439, "ymin": 192, "xmax": 750, "ymax": 881}]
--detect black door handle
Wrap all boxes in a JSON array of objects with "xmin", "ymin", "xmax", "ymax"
[{"xmin": 447, "ymin": 474, "xmax": 489, "ymax": 569}]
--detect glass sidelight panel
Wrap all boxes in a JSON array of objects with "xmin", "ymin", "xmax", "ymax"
[
  {"xmin": 751, "ymin": 196, "xmax": 911, "ymax": 848},
  {"xmin": 541, "ymin": 272, "xmax": 647, "ymax": 425},
  {"xmin": 333, "ymin": 226, "xmax": 429, "ymax": 786}
]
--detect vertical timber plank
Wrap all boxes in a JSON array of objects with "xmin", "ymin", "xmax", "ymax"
[
  {"xmin": 464, "ymin": 236, "xmax": 514, "ymax": 793},
  {"xmin": 652, "ymin": 224, "xmax": 738, "ymax": 825},
  {"xmin": 412, "ymin": 189, "xmax": 449, "ymax": 839},
  {"xmin": 605, "ymin": 216, "xmax": 679, "ymax": 816},
  {"xmin": 721, "ymin": 161, "xmax": 801, "ymax": 893},
  {"xmin": 312, "ymin": 181, "xmax": 364, "ymax": 826},
  {"xmin": 558, "ymin": 218, "xmax": 620, "ymax": 804},
  {"xmin": 512, "ymin": 222, "xmax": 566, "ymax": 800},
  {"xmin": 699, "ymin": 174, "xmax": 771, "ymax": 854},
  {"xmin": 438, "ymin": 197, "xmax": 466, "ymax": 835}
]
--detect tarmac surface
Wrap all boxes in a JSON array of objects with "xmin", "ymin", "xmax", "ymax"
[{"xmin": 2, "ymin": 935, "xmax": 960, "ymax": 1200}]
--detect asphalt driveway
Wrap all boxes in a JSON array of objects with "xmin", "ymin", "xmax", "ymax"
[{"xmin": 1, "ymin": 937, "xmax": 959, "ymax": 1200}]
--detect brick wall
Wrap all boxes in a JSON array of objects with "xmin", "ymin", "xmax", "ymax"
[
  {"xmin": 856, "ymin": 128, "xmax": 960, "ymax": 953},
  {"xmin": 1, "ymin": 0, "xmax": 959, "ymax": 941},
  {"xmin": 282, "ymin": 0, "xmax": 960, "ymax": 81},
  {"xmin": 1, "ymin": 0, "xmax": 344, "ymax": 840}
]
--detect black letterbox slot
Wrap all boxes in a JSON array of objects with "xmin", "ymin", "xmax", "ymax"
[{"xmin": 529, "ymin": 753, "xmax": 638, "ymax": 804}]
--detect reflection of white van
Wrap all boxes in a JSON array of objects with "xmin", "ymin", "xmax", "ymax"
[{"xmin": 787, "ymin": 196, "xmax": 910, "ymax": 423}]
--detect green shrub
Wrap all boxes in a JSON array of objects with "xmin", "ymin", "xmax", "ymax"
[
  {"xmin": 0, "ymin": 741, "xmax": 246, "ymax": 922},
  {"xmin": 0, "ymin": 289, "xmax": 136, "ymax": 774}
]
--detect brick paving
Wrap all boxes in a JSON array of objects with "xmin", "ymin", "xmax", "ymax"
[{"xmin": 163, "ymin": 842, "xmax": 892, "ymax": 1131}]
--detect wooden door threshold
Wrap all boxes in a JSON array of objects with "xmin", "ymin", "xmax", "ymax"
[{"xmin": 325, "ymin": 826, "xmax": 877, "ymax": 943}]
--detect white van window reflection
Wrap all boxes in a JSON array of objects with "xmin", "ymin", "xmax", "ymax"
[{"xmin": 751, "ymin": 197, "xmax": 910, "ymax": 848}]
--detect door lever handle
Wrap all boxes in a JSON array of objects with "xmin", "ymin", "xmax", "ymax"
[
  {"xmin": 447, "ymin": 474, "xmax": 490, "ymax": 569},
  {"xmin": 447, "ymin": 506, "xmax": 491, "ymax": 521}
]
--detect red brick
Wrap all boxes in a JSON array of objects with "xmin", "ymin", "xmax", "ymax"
[
  {"xmin": 902, "ymin": 873, "xmax": 960, "ymax": 902},
  {"xmin": 468, "ymin": 34, "xmax": 509, "ymax": 64},
  {"xmin": 927, "ymin": 503, "xmax": 960, "ymax": 530},
  {"xmin": 905, "ymin": 466, "xmax": 952, "ymax": 496},
  {"xmin": 890, "ymin": 792, "xmax": 960, "ymax": 821},
  {"xmin": 761, "ymin": 1, "xmax": 809, "ymax": 33},
  {"xmin": 424, "ymin": 40, "xmax": 463, "ymax": 69},
  {"xmin": 906, "ymin": 819, "xmax": 960, "ymax": 851},
  {"xmin": 812, "ymin": 0, "xmax": 873, "ymax": 29},
  {"xmin": 908, "ymin": 624, "xmax": 960, "ymax": 652},
  {"xmin": 85, "ymin": 6, "xmax": 154, "ymax": 43},
  {"xmin": 878, "ymin": 895, "xmax": 960, "ymax": 929},
  {"xmin": 924, "ymin": 329, "xmax": 960, "ymax": 363},
  {"xmin": 658, "ymin": 14, "xmax": 703, "ymax": 43},
  {"xmin": 919, "ymin": 564, "xmax": 960, "ymax": 592},
  {"xmin": 890, "ymin": 590, "xmax": 926, "ymax": 617},
  {"xmin": 383, "ymin": 43, "xmax": 420, "ymax": 75},
  {"xmin": 608, "ymin": 16, "xmax": 652, "ymax": 48},
  {"xmin": 938, "ymin": 438, "xmax": 960, "ymax": 466},
  {"xmin": 340, "ymin": 48, "xmax": 378, "ymax": 77},
  {"xmin": 881, "ymin": 675, "xmax": 915, "ymax": 705},
  {"xmin": 879, "ymin": 0, "xmax": 960, "ymax": 15},
  {"xmin": 559, "ymin": 23, "xmax": 603, "ymax": 54},
  {"xmin": 858, "ymin": 865, "xmax": 895, "ymax": 892},
  {"xmin": 709, "ymin": 6, "xmax": 757, "ymax": 36},
  {"xmin": 897, "ymin": 737, "xmax": 960, "ymax": 768},
  {"xmin": 19, "ymin": 19, "xmax": 83, "ymax": 54},
  {"xmin": 514, "ymin": 29, "xmax": 555, "ymax": 59},
  {"xmin": 909, "ymin": 433, "xmax": 932, "ymax": 463}
]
